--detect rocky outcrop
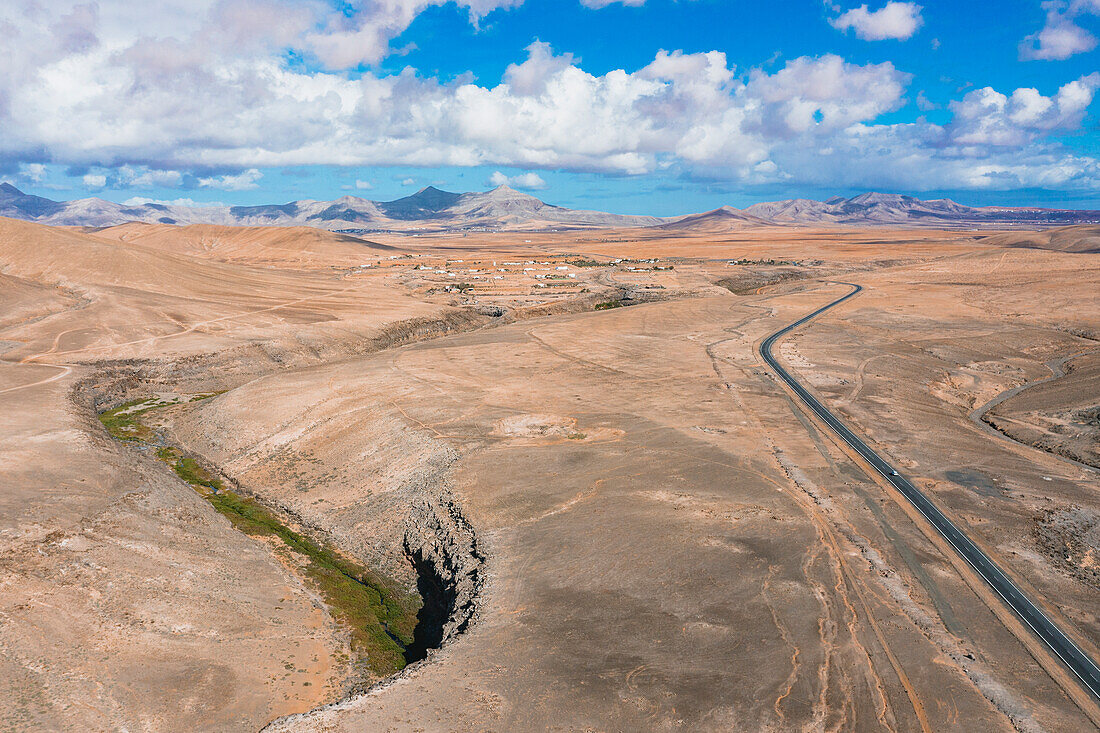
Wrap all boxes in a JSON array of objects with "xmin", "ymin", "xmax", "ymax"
[{"xmin": 402, "ymin": 471, "xmax": 486, "ymax": 659}]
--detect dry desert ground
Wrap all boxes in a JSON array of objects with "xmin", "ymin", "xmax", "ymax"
[{"xmin": 1, "ymin": 216, "xmax": 1099, "ymax": 731}]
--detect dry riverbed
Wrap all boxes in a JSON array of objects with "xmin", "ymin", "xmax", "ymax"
[{"xmin": 98, "ymin": 393, "xmax": 425, "ymax": 687}]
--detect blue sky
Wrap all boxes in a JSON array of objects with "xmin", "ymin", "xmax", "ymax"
[{"xmin": 2, "ymin": 0, "xmax": 1099, "ymax": 215}]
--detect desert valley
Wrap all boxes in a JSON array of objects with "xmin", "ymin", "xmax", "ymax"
[
  {"xmin": 2, "ymin": 194, "xmax": 1099, "ymax": 729},
  {"xmin": 5, "ymin": 0, "xmax": 1100, "ymax": 729}
]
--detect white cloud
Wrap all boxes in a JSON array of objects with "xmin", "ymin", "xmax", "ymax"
[
  {"xmin": 764, "ymin": 121, "xmax": 1100, "ymax": 191},
  {"xmin": 747, "ymin": 54, "xmax": 909, "ymax": 135},
  {"xmin": 0, "ymin": 3, "xmax": 1098, "ymax": 195},
  {"xmin": 304, "ymin": 0, "xmax": 524, "ymax": 69},
  {"xmin": 946, "ymin": 74, "xmax": 1100, "ymax": 146},
  {"xmin": 755, "ymin": 73, "xmax": 1100, "ymax": 191},
  {"xmin": 197, "ymin": 169, "xmax": 262, "ymax": 190},
  {"xmin": 0, "ymin": 0, "xmax": 525, "ymax": 86},
  {"xmin": 1021, "ymin": 1, "xmax": 1098, "ymax": 60},
  {"xmin": 355, "ymin": 179, "xmax": 373, "ymax": 190},
  {"xmin": 830, "ymin": 2, "xmax": 923, "ymax": 41},
  {"xmin": 488, "ymin": 171, "xmax": 548, "ymax": 189},
  {"xmin": 82, "ymin": 173, "xmax": 107, "ymax": 189},
  {"xmin": 122, "ymin": 196, "xmax": 221, "ymax": 207},
  {"xmin": 503, "ymin": 42, "xmax": 577, "ymax": 96},
  {"xmin": 20, "ymin": 163, "xmax": 46, "ymax": 183},
  {"xmin": 117, "ymin": 166, "xmax": 184, "ymax": 188},
  {"xmin": 401, "ymin": 178, "xmax": 416, "ymax": 186}
]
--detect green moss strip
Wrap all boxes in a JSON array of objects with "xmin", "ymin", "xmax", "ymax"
[
  {"xmin": 98, "ymin": 397, "xmax": 161, "ymax": 442},
  {"xmin": 99, "ymin": 394, "xmax": 421, "ymax": 679}
]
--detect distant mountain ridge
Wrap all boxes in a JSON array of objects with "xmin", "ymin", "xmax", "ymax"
[
  {"xmin": 676, "ymin": 192, "xmax": 1099, "ymax": 231},
  {"xmin": 740, "ymin": 192, "xmax": 1070, "ymax": 226},
  {"xmin": 654, "ymin": 206, "xmax": 773, "ymax": 232},
  {"xmin": 0, "ymin": 183, "xmax": 663, "ymax": 232},
  {"xmin": 1, "ymin": 182, "xmax": 1098, "ymax": 232}
]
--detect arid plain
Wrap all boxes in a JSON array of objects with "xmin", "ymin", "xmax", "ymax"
[{"xmin": 1, "ymin": 216, "xmax": 1099, "ymax": 731}]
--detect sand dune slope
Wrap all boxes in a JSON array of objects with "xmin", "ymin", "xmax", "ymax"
[
  {"xmin": 90, "ymin": 222, "xmax": 401, "ymax": 267},
  {"xmin": 980, "ymin": 225, "xmax": 1100, "ymax": 254}
]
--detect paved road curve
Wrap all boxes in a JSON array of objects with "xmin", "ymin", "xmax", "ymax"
[{"xmin": 759, "ymin": 282, "xmax": 1100, "ymax": 703}]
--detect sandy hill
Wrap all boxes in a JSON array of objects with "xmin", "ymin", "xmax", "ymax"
[
  {"xmin": 0, "ymin": 215, "xmax": 324, "ymax": 300},
  {"xmin": 0, "ymin": 215, "xmax": 209, "ymax": 294},
  {"xmin": 979, "ymin": 225, "xmax": 1100, "ymax": 254},
  {"xmin": 91, "ymin": 222, "xmax": 400, "ymax": 267}
]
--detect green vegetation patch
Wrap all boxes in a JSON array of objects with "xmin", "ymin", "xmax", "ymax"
[
  {"xmin": 99, "ymin": 393, "xmax": 226, "ymax": 442},
  {"xmin": 98, "ymin": 393, "xmax": 421, "ymax": 679},
  {"xmin": 98, "ymin": 397, "xmax": 162, "ymax": 442},
  {"xmin": 171, "ymin": 456, "xmax": 225, "ymax": 493},
  {"xmin": 594, "ymin": 300, "xmax": 624, "ymax": 310},
  {"xmin": 204, "ymin": 488, "xmax": 420, "ymax": 677}
]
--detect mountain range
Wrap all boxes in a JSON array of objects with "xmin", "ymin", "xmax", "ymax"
[
  {"xmin": 2, "ymin": 182, "xmax": 1098, "ymax": 232},
  {"xmin": 740, "ymin": 192, "xmax": 1100, "ymax": 227},
  {"xmin": 0, "ymin": 183, "xmax": 662, "ymax": 232}
]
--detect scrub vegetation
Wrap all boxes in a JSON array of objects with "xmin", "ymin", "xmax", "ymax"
[{"xmin": 99, "ymin": 394, "xmax": 421, "ymax": 680}]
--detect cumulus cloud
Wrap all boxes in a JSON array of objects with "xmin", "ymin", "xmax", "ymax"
[
  {"xmin": 946, "ymin": 74, "xmax": 1100, "ymax": 146},
  {"xmin": 117, "ymin": 166, "xmax": 184, "ymax": 188},
  {"xmin": 488, "ymin": 171, "xmax": 548, "ymax": 189},
  {"xmin": 122, "ymin": 196, "xmax": 221, "ymax": 207},
  {"xmin": 1021, "ymin": 0, "xmax": 1099, "ymax": 60},
  {"xmin": 304, "ymin": 0, "xmax": 525, "ymax": 68},
  {"xmin": 82, "ymin": 173, "xmax": 107, "ymax": 189},
  {"xmin": 504, "ymin": 42, "xmax": 578, "ymax": 95},
  {"xmin": 198, "ymin": 169, "xmax": 263, "ymax": 190},
  {"xmin": 759, "ymin": 73, "xmax": 1100, "ymax": 191},
  {"xmin": 763, "ymin": 121, "xmax": 1100, "ymax": 191},
  {"xmin": 355, "ymin": 179, "xmax": 374, "ymax": 190},
  {"xmin": 1, "ymin": 2, "xmax": 1098, "ymax": 194},
  {"xmin": 747, "ymin": 54, "xmax": 909, "ymax": 134},
  {"xmin": 20, "ymin": 163, "xmax": 47, "ymax": 183},
  {"xmin": 830, "ymin": 2, "xmax": 923, "ymax": 41},
  {"xmin": 0, "ymin": 0, "xmax": 524, "ymax": 80}
]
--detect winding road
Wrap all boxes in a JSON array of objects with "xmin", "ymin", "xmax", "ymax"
[{"xmin": 759, "ymin": 282, "xmax": 1100, "ymax": 704}]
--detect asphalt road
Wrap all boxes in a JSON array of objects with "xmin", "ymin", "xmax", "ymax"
[{"xmin": 759, "ymin": 282, "xmax": 1100, "ymax": 703}]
